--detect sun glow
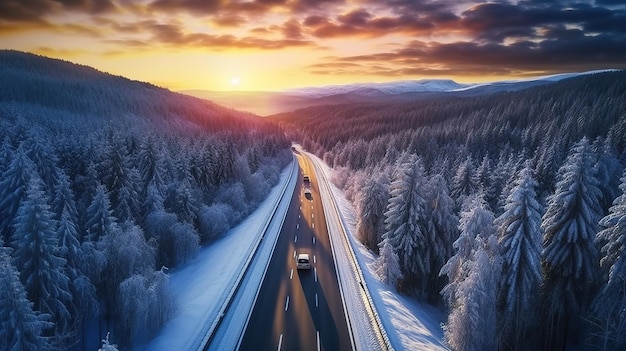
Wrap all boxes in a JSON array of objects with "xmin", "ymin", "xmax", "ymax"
[{"xmin": 230, "ymin": 77, "xmax": 240, "ymax": 86}]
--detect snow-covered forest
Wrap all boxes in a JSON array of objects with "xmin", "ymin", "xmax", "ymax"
[
  {"xmin": 272, "ymin": 71, "xmax": 626, "ymax": 350},
  {"xmin": 0, "ymin": 51, "xmax": 291, "ymax": 350}
]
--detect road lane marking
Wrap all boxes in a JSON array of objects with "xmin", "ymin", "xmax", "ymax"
[
  {"xmin": 312, "ymin": 213, "xmax": 314, "ymax": 219},
  {"xmin": 290, "ymin": 269, "xmax": 293, "ymax": 280},
  {"xmin": 317, "ymin": 331, "xmax": 320, "ymax": 351},
  {"xmin": 314, "ymin": 255, "xmax": 316, "ymax": 264},
  {"xmin": 312, "ymin": 223, "xmax": 315, "ymax": 229},
  {"xmin": 298, "ymin": 214, "xmax": 301, "ymax": 218},
  {"xmin": 285, "ymin": 296, "xmax": 290, "ymax": 311},
  {"xmin": 294, "ymin": 236, "xmax": 298, "ymax": 243},
  {"xmin": 313, "ymin": 237, "xmax": 316, "ymax": 244},
  {"xmin": 314, "ymin": 268, "xmax": 317, "ymax": 282},
  {"xmin": 311, "ymin": 205, "xmax": 314, "ymax": 210},
  {"xmin": 293, "ymin": 250, "xmax": 296, "ymax": 258},
  {"xmin": 315, "ymin": 293, "xmax": 318, "ymax": 307},
  {"xmin": 278, "ymin": 334, "xmax": 283, "ymax": 351},
  {"xmin": 296, "ymin": 223, "xmax": 299, "ymax": 229}
]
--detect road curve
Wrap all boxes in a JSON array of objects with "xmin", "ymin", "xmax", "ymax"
[{"xmin": 239, "ymin": 151, "xmax": 352, "ymax": 351}]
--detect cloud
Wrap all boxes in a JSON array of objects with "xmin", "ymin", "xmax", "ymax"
[{"xmin": 0, "ymin": 0, "xmax": 116, "ymax": 22}]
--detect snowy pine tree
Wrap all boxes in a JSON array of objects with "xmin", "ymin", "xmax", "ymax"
[
  {"xmin": 590, "ymin": 168, "xmax": 626, "ymax": 349},
  {"xmin": 356, "ymin": 172, "xmax": 389, "ymax": 253},
  {"xmin": 85, "ymin": 184, "xmax": 118, "ymax": 242},
  {"xmin": 0, "ymin": 249, "xmax": 51, "ymax": 351},
  {"xmin": 541, "ymin": 137, "xmax": 603, "ymax": 350},
  {"xmin": 375, "ymin": 236, "xmax": 403, "ymax": 286},
  {"xmin": 496, "ymin": 163, "xmax": 543, "ymax": 349},
  {"xmin": 441, "ymin": 194, "xmax": 495, "ymax": 305},
  {"xmin": 11, "ymin": 174, "xmax": 72, "ymax": 335},
  {"xmin": 383, "ymin": 155, "xmax": 429, "ymax": 295},
  {"xmin": 0, "ymin": 151, "xmax": 33, "ymax": 243}
]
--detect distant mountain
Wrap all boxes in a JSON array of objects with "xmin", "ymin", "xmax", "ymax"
[
  {"xmin": 285, "ymin": 79, "xmax": 468, "ymax": 98},
  {"xmin": 183, "ymin": 69, "xmax": 618, "ymax": 116}
]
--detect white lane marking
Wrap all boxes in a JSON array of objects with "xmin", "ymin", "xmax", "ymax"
[
  {"xmin": 296, "ymin": 223, "xmax": 299, "ymax": 229},
  {"xmin": 312, "ymin": 213, "xmax": 314, "ymax": 219},
  {"xmin": 314, "ymin": 267, "xmax": 317, "ymax": 282},
  {"xmin": 313, "ymin": 236, "xmax": 316, "ymax": 244},
  {"xmin": 290, "ymin": 269, "xmax": 293, "ymax": 280},
  {"xmin": 299, "ymin": 206, "xmax": 302, "ymax": 210},
  {"xmin": 285, "ymin": 296, "xmax": 290, "ymax": 312},
  {"xmin": 317, "ymin": 331, "xmax": 320, "ymax": 351},
  {"xmin": 294, "ymin": 236, "xmax": 298, "ymax": 243},
  {"xmin": 293, "ymin": 250, "xmax": 296, "ymax": 258},
  {"xmin": 312, "ymin": 223, "xmax": 315, "ymax": 229},
  {"xmin": 298, "ymin": 214, "xmax": 301, "ymax": 219},
  {"xmin": 315, "ymin": 293, "xmax": 318, "ymax": 307},
  {"xmin": 314, "ymin": 255, "xmax": 316, "ymax": 264},
  {"xmin": 278, "ymin": 334, "xmax": 283, "ymax": 351}
]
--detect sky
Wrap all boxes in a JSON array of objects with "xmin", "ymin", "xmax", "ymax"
[{"xmin": 0, "ymin": 0, "xmax": 625, "ymax": 91}]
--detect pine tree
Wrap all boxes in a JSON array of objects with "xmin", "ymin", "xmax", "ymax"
[
  {"xmin": 98, "ymin": 332, "xmax": 119, "ymax": 351},
  {"xmin": 541, "ymin": 137, "xmax": 603, "ymax": 350},
  {"xmin": 356, "ymin": 172, "xmax": 389, "ymax": 253},
  {"xmin": 590, "ymin": 169, "xmax": 626, "ymax": 349},
  {"xmin": 24, "ymin": 137, "xmax": 59, "ymax": 193},
  {"xmin": 424, "ymin": 174, "xmax": 458, "ymax": 304},
  {"xmin": 496, "ymin": 163, "xmax": 543, "ymax": 349},
  {"xmin": 374, "ymin": 236, "xmax": 403, "ymax": 286},
  {"xmin": 85, "ymin": 184, "xmax": 117, "ymax": 242},
  {"xmin": 441, "ymin": 195, "xmax": 495, "ymax": 306},
  {"xmin": 0, "ymin": 151, "xmax": 33, "ymax": 242},
  {"xmin": 383, "ymin": 155, "xmax": 429, "ymax": 296},
  {"xmin": 0, "ymin": 249, "xmax": 52, "ymax": 351},
  {"xmin": 451, "ymin": 156, "xmax": 478, "ymax": 208},
  {"xmin": 444, "ymin": 233, "xmax": 501, "ymax": 351},
  {"xmin": 11, "ymin": 174, "xmax": 72, "ymax": 334}
]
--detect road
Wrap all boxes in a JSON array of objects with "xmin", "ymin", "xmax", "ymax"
[{"xmin": 239, "ymin": 151, "xmax": 352, "ymax": 351}]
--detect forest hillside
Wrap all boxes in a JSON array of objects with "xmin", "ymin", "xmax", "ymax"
[
  {"xmin": 0, "ymin": 50, "xmax": 291, "ymax": 350},
  {"xmin": 271, "ymin": 71, "xmax": 626, "ymax": 350}
]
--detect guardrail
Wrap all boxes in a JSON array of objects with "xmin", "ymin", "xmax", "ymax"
[
  {"xmin": 309, "ymin": 154, "xmax": 394, "ymax": 351},
  {"xmin": 196, "ymin": 156, "xmax": 297, "ymax": 351}
]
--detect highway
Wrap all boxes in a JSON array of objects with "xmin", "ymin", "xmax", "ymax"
[{"xmin": 239, "ymin": 151, "xmax": 352, "ymax": 351}]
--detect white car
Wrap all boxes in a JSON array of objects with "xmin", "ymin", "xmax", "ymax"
[{"xmin": 297, "ymin": 253, "xmax": 311, "ymax": 270}]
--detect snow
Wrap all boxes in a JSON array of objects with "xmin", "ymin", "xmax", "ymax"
[
  {"xmin": 135, "ymin": 158, "xmax": 297, "ymax": 351},
  {"xmin": 135, "ymin": 147, "xmax": 448, "ymax": 351},
  {"xmin": 302, "ymin": 147, "xmax": 449, "ymax": 351}
]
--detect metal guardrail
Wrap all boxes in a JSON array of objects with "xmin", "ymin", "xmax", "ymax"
[
  {"xmin": 309, "ymin": 154, "xmax": 394, "ymax": 351},
  {"xmin": 197, "ymin": 157, "xmax": 297, "ymax": 351}
]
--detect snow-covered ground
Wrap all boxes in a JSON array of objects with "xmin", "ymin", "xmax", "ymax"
[
  {"xmin": 135, "ymin": 158, "xmax": 297, "ymax": 351},
  {"xmin": 306, "ymin": 149, "xmax": 449, "ymax": 351}
]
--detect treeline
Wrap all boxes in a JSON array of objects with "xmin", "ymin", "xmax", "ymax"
[
  {"xmin": 0, "ymin": 51, "xmax": 291, "ymax": 350},
  {"xmin": 272, "ymin": 71, "xmax": 626, "ymax": 350}
]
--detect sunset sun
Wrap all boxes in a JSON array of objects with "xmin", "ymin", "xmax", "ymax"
[{"xmin": 230, "ymin": 77, "xmax": 240, "ymax": 86}]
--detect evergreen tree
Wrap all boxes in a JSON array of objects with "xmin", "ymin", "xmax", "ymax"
[
  {"xmin": 541, "ymin": 137, "xmax": 603, "ymax": 350},
  {"xmin": 590, "ymin": 169, "xmax": 626, "ymax": 349},
  {"xmin": 441, "ymin": 195, "xmax": 495, "ymax": 306},
  {"xmin": 444, "ymin": 234, "xmax": 500, "ymax": 351},
  {"xmin": 374, "ymin": 236, "xmax": 403, "ymax": 286},
  {"xmin": 424, "ymin": 174, "xmax": 458, "ymax": 305},
  {"xmin": 98, "ymin": 332, "xmax": 119, "ymax": 351},
  {"xmin": 11, "ymin": 174, "xmax": 72, "ymax": 335},
  {"xmin": 85, "ymin": 184, "xmax": 117, "ymax": 242},
  {"xmin": 451, "ymin": 156, "xmax": 478, "ymax": 208},
  {"xmin": 0, "ymin": 151, "xmax": 33, "ymax": 242},
  {"xmin": 496, "ymin": 163, "xmax": 543, "ymax": 349},
  {"xmin": 24, "ymin": 137, "xmax": 59, "ymax": 193},
  {"xmin": 383, "ymin": 155, "xmax": 429, "ymax": 296},
  {"xmin": 356, "ymin": 172, "xmax": 389, "ymax": 253},
  {"xmin": 0, "ymin": 249, "xmax": 51, "ymax": 351}
]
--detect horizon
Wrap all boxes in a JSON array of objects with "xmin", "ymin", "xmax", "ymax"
[{"xmin": 0, "ymin": 1, "xmax": 625, "ymax": 92}]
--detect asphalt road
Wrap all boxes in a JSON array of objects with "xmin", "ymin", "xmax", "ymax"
[{"xmin": 239, "ymin": 151, "xmax": 352, "ymax": 351}]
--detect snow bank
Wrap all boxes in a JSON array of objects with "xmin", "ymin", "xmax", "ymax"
[
  {"xmin": 136, "ymin": 158, "xmax": 297, "ymax": 351},
  {"xmin": 305, "ymin": 149, "xmax": 449, "ymax": 351}
]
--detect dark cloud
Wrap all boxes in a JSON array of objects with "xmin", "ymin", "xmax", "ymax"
[{"xmin": 0, "ymin": 0, "xmax": 115, "ymax": 22}]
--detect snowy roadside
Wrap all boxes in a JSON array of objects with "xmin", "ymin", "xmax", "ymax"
[
  {"xmin": 305, "ymin": 149, "xmax": 449, "ymax": 351},
  {"xmin": 135, "ymin": 158, "xmax": 297, "ymax": 351}
]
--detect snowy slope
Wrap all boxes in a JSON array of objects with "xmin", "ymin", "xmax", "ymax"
[{"xmin": 135, "ymin": 160, "xmax": 297, "ymax": 351}]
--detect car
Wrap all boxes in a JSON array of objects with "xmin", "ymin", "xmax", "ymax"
[
  {"xmin": 303, "ymin": 175, "xmax": 310, "ymax": 183},
  {"xmin": 304, "ymin": 188, "xmax": 312, "ymax": 199},
  {"xmin": 297, "ymin": 253, "xmax": 311, "ymax": 269}
]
